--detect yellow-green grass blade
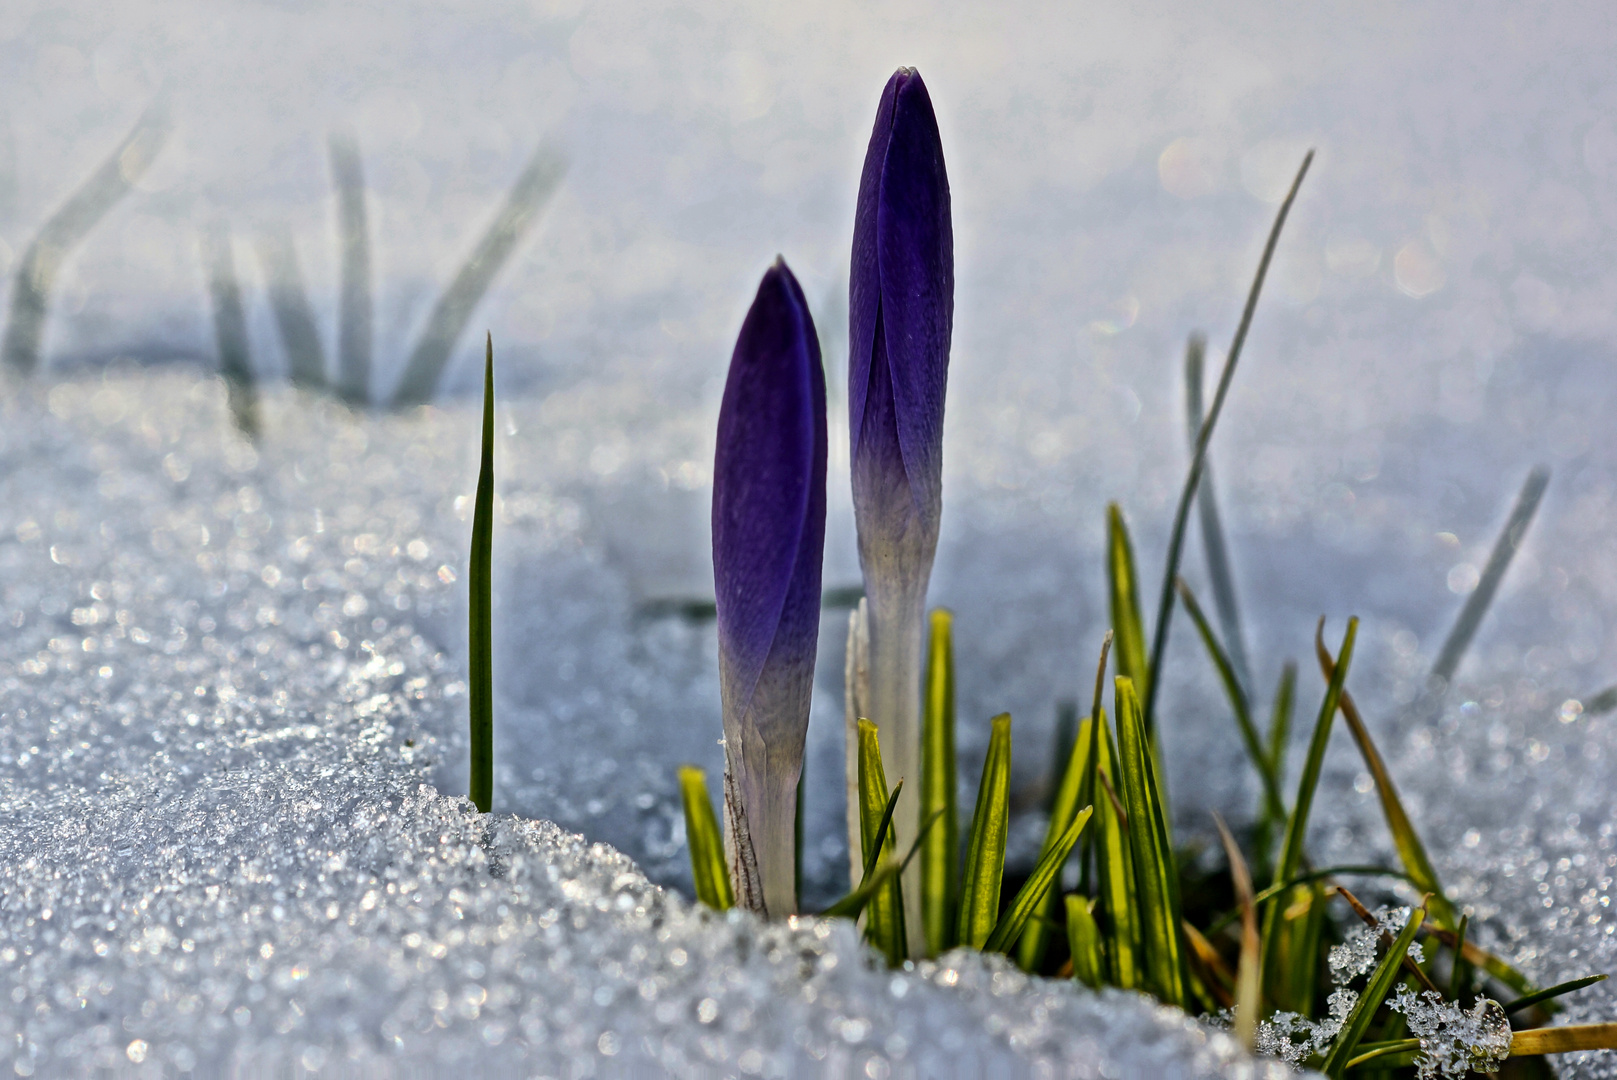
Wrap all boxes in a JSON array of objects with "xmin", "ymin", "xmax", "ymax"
[
  {"xmin": 1140, "ymin": 150, "xmax": 1314, "ymax": 736},
  {"xmin": 922, "ymin": 608, "xmax": 957, "ymax": 956},
  {"xmin": 1344, "ymin": 1039, "xmax": 1421, "ymax": 1071},
  {"xmin": 1017, "ymin": 715, "xmax": 1096, "ymax": 971},
  {"xmin": 988, "ymin": 807, "xmax": 1092, "ymax": 953},
  {"xmin": 1092, "ymin": 708, "xmax": 1141, "ymax": 989},
  {"xmin": 1213, "ymin": 813, "xmax": 1260, "ymax": 1052},
  {"xmin": 1178, "ymin": 579, "xmax": 1286, "ymax": 823},
  {"xmin": 957, "ymin": 713, "xmax": 1012, "ymax": 948},
  {"xmin": 1114, "ymin": 676, "xmax": 1187, "ymax": 1006},
  {"xmin": 1077, "ymin": 632, "xmax": 1113, "ymax": 897},
  {"xmin": 1107, "ymin": 505, "xmax": 1151, "ymax": 702},
  {"xmin": 857, "ymin": 719, "xmax": 906, "ymax": 965},
  {"xmin": 468, "ymin": 334, "xmax": 495, "ymax": 813},
  {"xmin": 1315, "ymin": 625, "xmax": 1456, "ymax": 930},
  {"xmin": 1320, "ymin": 905, "xmax": 1425, "ymax": 1078},
  {"xmin": 1510, "ymin": 1023, "xmax": 1617, "ymax": 1056},
  {"xmin": 678, "ymin": 765, "xmax": 732, "ymax": 910},
  {"xmin": 1066, "ymin": 895, "xmax": 1105, "ymax": 989}
]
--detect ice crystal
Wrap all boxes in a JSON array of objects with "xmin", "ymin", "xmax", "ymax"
[
  {"xmin": 1388, "ymin": 987, "xmax": 1512, "ymax": 1080},
  {"xmin": 1327, "ymin": 906, "xmax": 1424, "ymax": 983}
]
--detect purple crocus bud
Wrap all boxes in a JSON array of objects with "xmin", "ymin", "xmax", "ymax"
[
  {"xmin": 848, "ymin": 67, "xmax": 953, "ymax": 955},
  {"xmin": 713, "ymin": 258, "xmax": 827, "ymax": 917}
]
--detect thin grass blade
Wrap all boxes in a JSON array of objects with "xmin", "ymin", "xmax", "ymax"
[
  {"xmin": 1142, "ymin": 150, "xmax": 1313, "ymax": 735},
  {"xmin": 1431, "ymin": 467, "xmax": 1549, "ymax": 685},
  {"xmin": 1262, "ymin": 616, "xmax": 1356, "ymax": 995},
  {"xmin": 1107, "ymin": 505, "xmax": 1151, "ymax": 699},
  {"xmin": 1183, "ymin": 332, "xmax": 1253, "ymax": 697},
  {"xmin": 467, "ymin": 334, "xmax": 495, "ymax": 812},
  {"xmin": 393, "ymin": 144, "xmax": 567, "ymax": 405},
  {"xmin": 988, "ymin": 807, "xmax": 1092, "ymax": 953},
  {"xmin": 1254, "ymin": 661, "xmax": 1297, "ymax": 876},
  {"xmin": 1316, "ymin": 624, "xmax": 1455, "ymax": 929},
  {"xmin": 1179, "ymin": 579, "xmax": 1284, "ymax": 821},
  {"xmin": 1017, "ymin": 714, "xmax": 1096, "ymax": 971},
  {"xmin": 857, "ymin": 719, "xmax": 906, "ymax": 965},
  {"xmin": 957, "ymin": 713, "xmax": 1012, "ymax": 949},
  {"xmin": 1504, "ymin": 974, "xmax": 1607, "ymax": 1015},
  {"xmin": 922, "ymin": 608, "xmax": 957, "ymax": 956},
  {"xmin": 678, "ymin": 765, "xmax": 733, "ymax": 910},
  {"xmin": 1320, "ymin": 905, "xmax": 1426, "ymax": 1077},
  {"xmin": 821, "ymin": 808, "xmax": 942, "ymax": 920},
  {"xmin": 1114, "ymin": 676, "xmax": 1186, "ymax": 1006},
  {"xmin": 1344, "ymin": 1039, "xmax": 1422, "ymax": 1071},
  {"xmin": 1066, "ymin": 896, "xmax": 1105, "ymax": 989}
]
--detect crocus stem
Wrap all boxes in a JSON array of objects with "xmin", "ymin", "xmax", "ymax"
[{"xmin": 865, "ymin": 586, "xmax": 926, "ymax": 957}]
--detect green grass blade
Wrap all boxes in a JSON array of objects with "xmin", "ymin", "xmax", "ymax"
[
  {"xmin": 1344, "ymin": 1039, "xmax": 1422, "ymax": 1071},
  {"xmin": 821, "ymin": 808, "xmax": 942, "ymax": 920},
  {"xmin": 957, "ymin": 713, "xmax": 1012, "ymax": 948},
  {"xmin": 1431, "ymin": 466, "xmax": 1549, "ymax": 685},
  {"xmin": 989, "ymin": 806, "xmax": 1092, "ymax": 953},
  {"xmin": 1266, "ymin": 661, "xmax": 1296, "ymax": 781},
  {"xmin": 468, "ymin": 334, "xmax": 495, "ymax": 813},
  {"xmin": 1091, "ymin": 707, "xmax": 1141, "ymax": 988},
  {"xmin": 1114, "ymin": 676, "xmax": 1187, "ymax": 1006},
  {"xmin": 857, "ymin": 719, "xmax": 906, "ymax": 965},
  {"xmin": 1141, "ymin": 150, "xmax": 1314, "ymax": 735},
  {"xmin": 1321, "ymin": 906, "xmax": 1425, "ymax": 1077},
  {"xmin": 1503, "ymin": 973, "xmax": 1607, "ymax": 1015},
  {"xmin": 858, "ymin": 779, "xmax": 905, "ymax": 892},
  {"xmin": 1262, "ymin": 616, "xmax": 1356, "ymax": 994},
  {"xmin": 922, "ymin": 608, "xmax": 958, "ymax": 956},
  {"xmin": 1066, "ymin": 895, "xmax": 1105, "ymax": 989},
  {"xmin": 678, "ymin": 765, "xmax": 732, "ymax": 910},
  {"xmin": 1017, "ymin": 714, "xmax": 1096, "ymax": 971},
  {"xmin": 1184, "ymin": 332, "xmax": 1254, "ymax": 697},
  {"xmin": 1107, "ymin": 505, "xmax": 1151, "ymax": 701},
  {"xmin": 1178, "ymin": 579, "xmax": 1285, "ymax": 822}
]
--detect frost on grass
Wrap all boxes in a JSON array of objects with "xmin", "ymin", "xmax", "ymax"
[
  {"xmin": 1388, "ymin": 987, "xmax": 1512, "ymax": 1080},
  {"xmin": 1247, "ymin": 988, "xmax": 1357, "ymax": 1067},
  {"xmin": 1327, "ymin": 906, "xmax": 1424, "ymax": 983}
]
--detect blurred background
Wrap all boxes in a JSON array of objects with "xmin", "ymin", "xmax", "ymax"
[{"xmin": 4, "ymin": 0, "xmax": 1617, "ymax": 904}]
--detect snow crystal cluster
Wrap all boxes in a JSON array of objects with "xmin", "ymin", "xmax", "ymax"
[
  {"xmin": 1326, "ymin": 906, "xmax": 1423, "ymax": 984},
  {"xmin": 1388, "ymin": 988, "xmax": 1512, "ymax": 1080},
  {"xmin": 1226, "ymin": 905, "xmax": 1508, "ymax": 1078}
]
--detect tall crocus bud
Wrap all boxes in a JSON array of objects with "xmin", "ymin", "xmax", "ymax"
[
  {"xmin": 713, "ymin": 258, "xmax": 828, "ymax": 917},
  {"xmin": 849, "ymin": 67, "xmax": 952, "ymax": 955}
]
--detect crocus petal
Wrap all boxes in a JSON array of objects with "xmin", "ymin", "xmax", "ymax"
[
  {"xmin": 712, "ymin": 259, "xmax": 827, "ymax": 729},
  {"xmin": 849, "ymin": 67, "xmax": 953, "ymax": 523},
  {"xmin": 711, "ymin": 257, "xmax": 827, "ymax": 915}
]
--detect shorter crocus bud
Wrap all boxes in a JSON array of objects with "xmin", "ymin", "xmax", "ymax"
[{"xmin": 712, "ymin": 258, "xmax": 827, "ymax": 916}]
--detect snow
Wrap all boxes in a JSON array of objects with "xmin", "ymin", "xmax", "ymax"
[{"xmin": 5, "ymin": 0, "xmax": 1617, "ymax": 1073}]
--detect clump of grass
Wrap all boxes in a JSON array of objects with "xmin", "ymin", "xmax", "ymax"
[{"xmin": 669, "ymin": 152, "xmax": 1617, "ymax": 1076}]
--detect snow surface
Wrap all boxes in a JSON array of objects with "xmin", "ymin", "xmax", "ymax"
[{"xmin": 5, "ymin": 0, "xmax": 1617, "ymax": 1074}]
